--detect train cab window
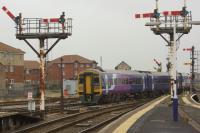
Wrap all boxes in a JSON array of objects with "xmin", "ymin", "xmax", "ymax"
[{"xmin": 79, "ymin": 75, "xmax": 84, "ymax": 84}]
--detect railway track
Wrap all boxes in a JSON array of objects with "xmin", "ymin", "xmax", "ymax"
[
  {"xmin": 14, "ymin": 98, "xmax": 153, "ymax": 133},
  {"xmin": 0, "ymin": 97, "xmax": 79, "ymax": 106},
  {"xmin": 0, "ymin": 97, "xmax": 80, "ymax": 114}
]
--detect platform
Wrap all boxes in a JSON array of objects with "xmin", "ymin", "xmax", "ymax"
[
  {"xmin": 99, "ymin": 95, "xmax": 200, "ymax": 133},
  {"xmin": 0, "ymin": 112, "xmax": 18, "ymax": 118},
  {"xmin": 128, "ymin": 103, "xmax": 198, "ymax": 133}
]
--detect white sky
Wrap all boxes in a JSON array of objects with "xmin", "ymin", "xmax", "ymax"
[{"xmin": 0, "ymin": 0, "xmax": 200, "ymax": 73}]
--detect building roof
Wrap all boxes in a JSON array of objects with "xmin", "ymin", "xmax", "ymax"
[
  {"xmin": 50, "ymin": 55, "xmax": 97, "ymax": 64},
  {"xmin": 115, "ymin": 61, "xmax": 131, "ymax": 69},
  {"xmin": 24, "ymin": 60, "xmax": 39, "ymax": 69},
  {"xmin": 0, "ymin": 42, "xmax": 25, "ymax": 53}
]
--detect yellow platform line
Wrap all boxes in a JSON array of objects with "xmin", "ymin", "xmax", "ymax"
[
  {"xmin": 182, "ymin": 97, "xmax": 200, "ymax": 109},
  {"xmin": 113, "ymin": 96, "xmax": 169, "ymax": 133}
]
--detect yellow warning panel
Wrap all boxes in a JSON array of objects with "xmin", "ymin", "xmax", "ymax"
[{"xmin": 86, "ymin": 75, "xmax": 92, "ymax": 94}]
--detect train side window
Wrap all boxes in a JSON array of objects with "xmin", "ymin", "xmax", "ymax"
[
  {"xmin": 122, "ymin": 79, "xmax": 125, "ymax": 84},
  {"xmin": 107, "ymin": 79, "xmax": 112, "ymax": 88},
  {"xmin": 129, "ymin": 78, "xmax": 134, "ymax": 84},
  {"xmin": 117, "ymin": 79, "xmax": 119, "ymax": 85},
  {"xmin": 114, "ymin": 79, "xmax": 117, "ymax": 85},
  {"xmin": 136, "ymin": 78, "xmax": 142, "ymax": 84},
  {"xmin": 125, "ymin": 78, "xmax": 128, "ymax": 84}
]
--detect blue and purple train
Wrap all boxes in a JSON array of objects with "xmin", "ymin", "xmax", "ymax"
[{"xmin": 77, "ymin": 69, "xmax": 190, "ymax": 104}]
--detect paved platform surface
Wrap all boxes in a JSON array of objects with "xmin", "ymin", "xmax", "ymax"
[
  {"xmin": 182, "ymin": 105, "xmax": 200, "ymax": 125},
  {"xmin": 0, "ymin": 112, "xmax": 18, "ymax": 118},
  {"xmin": 128, "ymin": 101, "xmax": 199, "ymax": 133}
]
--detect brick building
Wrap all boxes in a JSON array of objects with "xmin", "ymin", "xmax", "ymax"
[
  {"xmin": 47, "ymin": 55, "xmax": 98, "ymax": 89},
  {"xmin": 24, "ymin": 60, "xmax": 40, "ymax": 85},
  {"xmin": 0, "ymin": 63, "xmax": 6, "ymax": 90},
  {"xmin": 0, "ymin": 42, "xmax": 25, "ymax": 89},
  {"xmin": 115, "ymin": 61, "xmax": 131, "ymax": 70}
]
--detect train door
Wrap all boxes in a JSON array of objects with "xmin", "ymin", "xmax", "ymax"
[
  {"xmin": 146, "ymin": 74, "xmax": 152, "ymax": 91},
  {"xmin": 83, "ymin": 73, "xmax": 96, "ymax": 102},
  {"xmin": 85, "ymin": 75, "xmax": 92, "ymax": 94}
]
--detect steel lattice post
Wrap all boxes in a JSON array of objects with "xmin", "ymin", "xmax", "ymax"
[{"xmin": 39, "ymin": 39, "xmax": 45, "ymax": 119}]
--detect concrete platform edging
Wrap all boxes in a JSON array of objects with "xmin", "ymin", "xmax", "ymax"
[
  {"xmin": 112, "ymin": 96, "xmax": 169, "ymax": 133},
  {"xmin": 182, "ymin": 96, "xmax": 200, "ymax": 109},
  {"xmin": 190, "ymin": 94, "xmax": 200, "ymax": 105},
  {"xmin": 179, "ymin": 108, "xmax": 200, "ymax": 132}
]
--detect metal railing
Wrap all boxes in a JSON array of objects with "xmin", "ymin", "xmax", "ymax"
[
  {"xmin": 149, "ymin": 11, "xmax": 192, "ymax": 30},
  {"xmin": 16, "ymin": 18, "xmax": 72, "ymax": 35}
]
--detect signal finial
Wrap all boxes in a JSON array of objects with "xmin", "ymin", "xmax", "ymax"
[
  {"xmin": 184, "ymin": 0, "xmax": 187, "ymax": 8},
  {"xmin": 156, "ymin": 0, "xmax": 159, "ymax": 10}
]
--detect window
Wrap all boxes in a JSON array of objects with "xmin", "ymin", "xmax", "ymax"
[
  {"xmin": 58, "ymin": 64, "xmax": 65, "ymax": 68},
  {"xmin": 0, "ymin": 65, "xmax": 4, "ymax": 72},
  {"xmin": 135, "ymin": 78, "xmax": 142, "ymax": 84},
  {"xmin": 25, "ymin": 80, "xmax": 31, "ymax": 85},
  {"xmin": 32, "ymin": 69, "xmax": 39, "ymax": 74},
  {"xmin": 114, "ymin": 79, "xmax": 117, "ymax": 85},
  {"xmin": 86, "ymin": 64, "xmax": 90, "ymax": 68},
  {"xmin": 32, "ymin": 80, "xmax": 39, "ymax": 85},
  {"xmin": 93, "ymin": 75, "xmax": 99, "ymax": 86},
  {"xmin": 74, "ymin": 62, "xmax": 78, "ymax": 68},
  {"xmin": 108, "ymin": 79, "xmax": 112, "ymax": 88},
  {"xmin": 79, "ymin": 75, "xmax": 84, "ymax": 84},
  {"xmin": 25, "ymin": 69, "xmax": 30, "ymax": 74},
  {"xmin": 5, "ymin": 66, "xmax": 8, "ymax": 72},
  {"xmin": 10, "ymin": 66, "xmax": 14, "ymax": 72},
  {"xmin": 80, "ymin": 64, "xmax": 84, "ymax": 68},
  {"xmin": 10, "ymin": 79, "xmax": 14, "ymax": 84},
  {"xmin": 93, "ymin": 63, "xmax": 96, "ymax": 68}
]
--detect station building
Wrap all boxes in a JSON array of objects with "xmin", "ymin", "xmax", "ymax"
[
  {"xmin": 0, "ymin": 42, "xmax": 98, "ymax": 95},
  {"xmin": 0, "ymin": 63, "xmax": 6, "ymax": 91},
  {"xmin": 115, "ymin": 61, "xmax": 132, "ymax": 70},
  {"xmin": 0, "ymin": 42, "xmax": 25, "ymax": 89}
]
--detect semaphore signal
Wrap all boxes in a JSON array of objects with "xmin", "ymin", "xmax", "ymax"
[
  {"xmin": 135, "ymin": 11, "xmax": 182, "ymax": 19},
  {"xmin": 135, "ymin": 0, "xmax": 193, "ymax": 122},
  {"xmin": 2, "ymin": 5, "xmax": 72, "ymax": 120},
  {"xmin": 2, "ymin": 6, "xmax": 16, "ymax": 22}
]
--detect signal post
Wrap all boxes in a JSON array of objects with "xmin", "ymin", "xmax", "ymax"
[
  {"xmin": 135, "ymin": 0, "xmax": 192, "ymax": 122},
  {"xmin": 2, "ymin": 6, "xmax": 72, "ymax": 119}
]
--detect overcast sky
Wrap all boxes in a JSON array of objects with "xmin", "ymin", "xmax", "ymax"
[{"xmin": 0, "ymin": 0, "xmax": 200, "ymax": 72}]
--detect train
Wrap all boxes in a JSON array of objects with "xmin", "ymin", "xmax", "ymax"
[{"xmin": 77, "ymin": 69, "xmax": 190, "ymax": 104}]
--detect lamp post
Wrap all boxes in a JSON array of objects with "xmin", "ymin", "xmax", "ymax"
[
  {"xmin": 172, "ymin": 22, "xmax": 178, "ymax": 122},
  {"xmin": 60, "ymin": 57, "xmax": 64, "ymax": 114},
  {"xmin": 187, "ymin": 21, "xmax": 200, "ymax": 94}
]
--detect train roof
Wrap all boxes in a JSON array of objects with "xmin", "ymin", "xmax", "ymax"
[
  {"xmin": 79, "ymin": 69, "xmax": 170, "ymax": 77},
  {"xmin": 103, "ymin": 69, "xmax": 145, "ymax": 76},
  {"xmin": 150, "ymin": 71, "xmax": 169, "ymax": 76}
]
